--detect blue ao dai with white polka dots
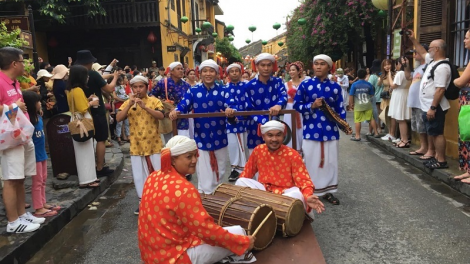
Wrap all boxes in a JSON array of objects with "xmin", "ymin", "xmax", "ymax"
[{"xmin": 224, "ymin": 81, "xmax": 247, "ymax": 134}]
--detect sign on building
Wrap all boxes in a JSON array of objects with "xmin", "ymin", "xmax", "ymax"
[
  {"xmin": 0, "ymin": 16, "xmax": 29, "ymax": 31},
  {"xmin": 392, "ymin": 29, "xmax": 402, "ymax": 59}
]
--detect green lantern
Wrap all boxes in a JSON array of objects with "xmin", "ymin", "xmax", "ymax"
[
  {"xmin": 262, "ymin": 40, "xmax": 268, "ymax": 45},
  {"xmin": 245, "ymin": 39, "xmax": 251, "ymax": 44},
  {"xmin": 212, "ymin": 32, "xmax": 218, "ymax": 37},
  {"xmin": 195, "ymin": 27, "xmax": 202, "ymax": 33},
  {"xmin": 228, "ymin": 36, "xmax": 234, "ymax": 41},
  {"xmin": 378, "ymin": 10, "xmax": 387, "ymax": 18},
  {"xmin": 248, "ymin": 26, "xmax": 257, "ymax": 32},
  {"xmin": 202, "ymin": 21, "xmax": 212, "ymax": 29},
  {"xmin": 297, "ymin": 18, "xmax": 306, "ymax": 25},
  {"xmin": 227, "ymin": 25, "xmax": 234, "ymax": 31},
  {"xmin": 273, "ymin": 23, "xmax": 281, "ymax": 30},
  {"xmin": 278, "ymin": 41, "xmax": 284, "ymax": 47},
  {"xmin": 180, "ymin": 16, "xmax": 189, "ymax": 23}
]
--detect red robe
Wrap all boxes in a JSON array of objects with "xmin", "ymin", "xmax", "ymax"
[
  {"xmin": 240, "ymin": 144, "xmax": 314, "ymax": 201},
  {"xmin": 138, "ymin": 168, "xmax": 250, "ymax": 264}
]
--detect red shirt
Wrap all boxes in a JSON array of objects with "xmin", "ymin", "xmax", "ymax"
[
  {"xmin": 138, "ymin": 168, "xmax": 250, "ymax": 264},
  {"xmin": 240, "ymin": 144, "xmax": 314, "ymax": 201},
  {"xmin": 0, "ymin": 71, "xmax": 28, "ymax": 119}
]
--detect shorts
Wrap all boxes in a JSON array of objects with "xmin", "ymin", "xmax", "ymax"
[
  {"xmin": 422, "ymin": 106, "xmax": 447, "ymax": 136},
  {"xmin": 92, "ymin": 113, "xmax": 109, "ymax": 142},
  {"xmin": 354, "ymin": 109, "xmax": 373, "ymax": 123},
  {"xmin": 411, "ymin": 108, "xmax": 426, "ymax": 133},
  {"xmin": 1, "ymin": 140, "xmax": 36, "ymax": 180}
]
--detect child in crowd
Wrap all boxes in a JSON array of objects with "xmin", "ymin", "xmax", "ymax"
[
  {"xmin": 23, "ymin": 91, "xmax": 61, "ymax": 217},
  {"xmin": 349, "ymin": 69, "xmax": 379, "ymax": 141}
]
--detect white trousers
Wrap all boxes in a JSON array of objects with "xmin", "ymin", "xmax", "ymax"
[
  {"xmin": 188, "ymin": 118, "xmax": 194, "ymax": 139},
  {"xmin": 162, "ymin": 132, "xmax": 172, "ymax": 145},
  {"xmin": 341, "ymin": 87, "xmax": 349, "ymax": 107},
  {"xmin": 130, "ymin": 154, "xmax": 161, "ymax": 198},
  {"xmin": 302, "ymin": 140, "xmax": 339, "ymax": 196},
  {"xmin": 187, "ymin": 226, "xmax": 247, "ymax": 264},
  {"xmin": 73, "ymin": 139, "xmax": 98, "ymax": 185},
  {"xmin": 284, "ymin": 102, "xmax": 303, "ymax": 151},
  {"xmin": 227, "ymin": 132, "xmax": 247, "ymax": 172},
  {"xmin": 197, "ymin": 147, "xmax": 228, "ymax": 194},
  {"xmin": 0, "ymin": 140, "xmax": 36, "ymax": 180}
]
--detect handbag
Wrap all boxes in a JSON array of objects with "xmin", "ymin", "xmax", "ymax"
[
  {"xmin": 67, "ymin": 89, "xmax": 95, "ymax": 142},
  {"xmin": 459, "ymin": 105, "xmax": 470, "ymax": 141},
  {"xmin": 0, "ymin": 105, "xmax": 35, "ymax": 151},
  {"xmin": 380, "ymin": 91, "xmax": 390, "ymax": 99},
  {"xmin": 158, "ymin": 78, "xmax": 175, "ymax": 134}
]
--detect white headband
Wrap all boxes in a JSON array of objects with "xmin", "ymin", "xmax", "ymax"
[
  {"xmin": 166, "ymin": 135, "xmax": 198, "ymax": 156},
  {"xmin": 199, "ymin": 59, "xmax": 219, "ymax": 72},
  {"xmin": 313, "ymin": 54, "xmax": 333, "ymax": 68},
  {"xmin": 169, "ymin": 62, "xmax": 182, "ymax": 71},
  {"xmin": 130, "ymin": 76, "xmax": 149, "ymax": 85},
  {"xmin": 226, "ymin": 63, "xmax": 241, "ymax": 73},
  {"xmin": 255, "ymin": 53, "xmax": 275, "ymax": 64},
  {"xmin": 260, "ymin": 120, "xmax": 285, "ymax": 134}
]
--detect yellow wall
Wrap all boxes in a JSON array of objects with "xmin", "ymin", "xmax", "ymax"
[
  {"xmin": 216, "ymin": 22, "xmax": 225, "ymax": 40},
  {"xmin": 262, "ymin": 35, "xmax": 287, "ymax": 55},
  {"xmin": 35, "ymin": 32, "xmax": 49, "ymax": 63}
]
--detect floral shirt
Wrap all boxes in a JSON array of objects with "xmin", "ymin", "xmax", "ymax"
[
  {"xmin": 115, "ymin": 85, "xmax": 129, "ymax": 100},
  {"xmin": 138, "ymin": 168, "xmax": 250, "ymax": 264},
  {"xmin": 225, "ymin": 81, "xmax": 247, "ymax": 134},
  {"xmin": 152, "ymin": 77, "xmax": 191, "ymax": 130},
  {"xmin": 293, "ymin": 77, "xmax": 345, "ymax": 142}
]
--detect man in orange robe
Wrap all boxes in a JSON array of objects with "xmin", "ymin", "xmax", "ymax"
[
  {"xmin": 138, "ymin": 136, "xmax": 255, "ymax": 264},
  {"xmin": 236, "ymin": 120, "xmax": 325, "ymax": 216}
]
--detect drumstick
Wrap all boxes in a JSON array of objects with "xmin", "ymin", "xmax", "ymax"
[{"xmin": 251, "ymin": 211, "xmax": 273, "ymax": 237}]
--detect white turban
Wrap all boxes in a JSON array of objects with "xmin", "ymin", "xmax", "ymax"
[
  {"xmin": 313, "ymin": 54, "xmax": 333, "ymax": 68},
  {"xmin": 226, "ymin": 63, "xmax": 241, "ymax": 73},
  {"xmin": 166, "ymin": 135, "xmax": 198, "ymax": 156},
  {"xmin": 260, "ymin": 120, "xmax": 285, "ymax": 134},
  {"xmin": 130, "ymin": 76, "xmax": 149, "ymax": 85},
  {"xmin": 199, "ymin": 59, "xmax": 219, "ymax": 72},
  {"xmin": 255, "ymin": 53, "xmax": 276, "ymax": 64},
  {"xmin": 169, "ymin": 62, "xmax": 182, "ymax": 71}
]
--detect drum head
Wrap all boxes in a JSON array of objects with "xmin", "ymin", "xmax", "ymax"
[
  {"xmin": 284, "ymin": 200, "xmax": 305, "ymax": 236},
  {"xmin": 248, "ymin": 205, "xmax": 277, "ymax": 250}
]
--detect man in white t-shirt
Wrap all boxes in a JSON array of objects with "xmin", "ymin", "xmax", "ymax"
[
  {"xmin": 409, "ymin": 30, "xmax": 451, "ymax": 169},
  {"xmin": 407, "ymin": 45, "xmax": 435, "ymax": 160}
]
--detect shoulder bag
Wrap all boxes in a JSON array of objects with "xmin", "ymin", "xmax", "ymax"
[{"xmin": 67, "ymin": 89, "xmax": 95, "ymax": 142}]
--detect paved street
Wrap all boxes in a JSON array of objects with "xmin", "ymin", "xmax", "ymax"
[{"xmin": 27, "ymin": 130, "xmax": 470, "ymax": 264}]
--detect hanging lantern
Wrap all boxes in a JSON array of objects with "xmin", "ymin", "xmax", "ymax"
[
  {"xmin": 147, "ymin": 31, "xmax": 157, "ymax": 53},
  {"xmin": 278, "ymin": 41, "xmax": 284, "ymax": 47},
  {"xmin": 212, "ymin": 32, "xmax": 218, "ymax": 37},
  {"xmin": 378, "ymin": 10, "xmax": 387, "ymax": 18},
  {"xmin": 245, "ymin": 39, "xmax": 251, "ymax": 44},
  {"xmin": 248, "ymin": 26, "xmax": 257, "ymax": 32},
  {"xmin": 226, "ymin": 25, "xmax": 234, "ymax": 31},
  {"xmin": 48, "ymin": 37, "xmax": 58, "ymax": 48},
  {"xmin": 371, "ymin": 0, "xmax": 403, "ymax": 10},
  {"xmin": 195, "ymin": 27, "xmax": 202, "ymax": 33},
  {"xmin": 297, "ymin": 18, "xmax": 306, "ymax": 25},
  {"xmin": 202, "ymin": 21, "xmax": 212, "ymax": 29},
  {"xmin": 262, "ymin": 40, "xmax": 268, "ymax": 45},
  {"xmin": 273, "ymin": 23, "xmax": 281, "ymax": 30},
  {"xmin": 180, "ymin": 16, "xmax": 189, "ymax": 23},
  {"xmin": 228, "ymin": 36, "xmax": 234, "ymax": 41}
]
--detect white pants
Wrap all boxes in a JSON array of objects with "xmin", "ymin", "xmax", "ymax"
[
  {"xmin": 187, "ymin": 226, "xmax": 247, "ymax": 264},
  {"xmin": 302, "ymin": 140, "xmax": 338, "ymax": 196},
  {"xmin": 0, "ymin": 140, "xmax": 36, "ymax": 180},
  {"xmin": 284, "ymin": 102, "xmax": 303, "ymax": 151},
  {"xmin": 130, "ymin": 154, "xmax": 161, "ymax": 198},
  {"xmin": 162, "ymin": 132, "xmax": 172, "ymax": 145},
  {"xmin": 188, "ymin": 118, "xmax": 194, "ymax": 139},
  {"xmin": 341, "ymin": 87, "xmax": 349, "ymax": 107},
  {"xmin": 73, "ymin": 138, "xmax": 98, "ymax": 185},
  {"xmin": 227, "ymin": 132, "xmax": 247, "ymax": 172},
  {"xmin": 197, "ymin": 147, "xmax": 228, "ymax": 194}
]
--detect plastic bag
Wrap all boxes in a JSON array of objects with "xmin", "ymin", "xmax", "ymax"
[
  {"xmin": 459, "ymin": 105, "xmax": 470, "ymax": 141},
  {"xmin": 0, "ymin": 105, "xmax": 35, "ymax": 151}
]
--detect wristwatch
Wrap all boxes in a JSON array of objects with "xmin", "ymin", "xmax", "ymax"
[{"xmin": 430, "ymin": 106, "xmax": 437, "ymax": 111}]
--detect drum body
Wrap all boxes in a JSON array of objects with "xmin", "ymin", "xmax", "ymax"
[
  {"xmin": 214, "ymin": 184, "xmax": 305, "ymax": 237},
  {"xmin": 201, "ymin": 195, "xmax": 277, "ymax": 250}
]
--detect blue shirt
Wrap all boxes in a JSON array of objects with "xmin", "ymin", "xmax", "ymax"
[
  {"xmin": 33, "ymin": 116, "xmax": 48, "ymax": 162},
  {"xmin": 293, "ymin": 77, "xmax": 345, "ymax": 142},
  {"xmin": 176, "ymin": 82, "xmax": 236, "ymax": 151},
  {"xmin": 349, "ymin": 80, "xmax": 374, "ymax": 111},
  {"xmin": 152, "ymin": 77, "xmax": 191, "ymax": 130},
  {"xmin": 52, "ymin": 79, "xmax": 69, "ymax": 114},
  {"xmin": 244, "ymin": 76, "xmax": 287, "ymax": 148},
  {"xmin": 225, "ymin": 81, "xmax": 247, "ymax": 134}
]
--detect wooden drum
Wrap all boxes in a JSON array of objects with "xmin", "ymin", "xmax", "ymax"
[
  {"xmin": 213, "ymin": 184, "xmax": 306, "ymax": 237},
  {"xmin": 201, "ymin": 195, "xmax": 277, "ymax": 250}
]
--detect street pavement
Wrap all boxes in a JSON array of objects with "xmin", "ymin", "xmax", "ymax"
[{"xmin": 26, "ymin": 124, "xmax": 470, "ymax": 264}]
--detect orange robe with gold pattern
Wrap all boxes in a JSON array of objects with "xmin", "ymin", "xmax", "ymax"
[
  {"xmin": 138, "ymin": 168, "xmax": 251, "ymax": 264},
  {"xmin": 239, "ymin": 144, "xmax": 314, "ymax": 201}
]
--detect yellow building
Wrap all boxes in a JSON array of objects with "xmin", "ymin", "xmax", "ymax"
[{"xmin": 261, "ymin": 32, "xmax": 287, "ymax": 56}]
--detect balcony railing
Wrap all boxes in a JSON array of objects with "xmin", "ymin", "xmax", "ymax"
[{"xmin": 66, "ymin": 0, "xmax": 159, "ymax": 28}]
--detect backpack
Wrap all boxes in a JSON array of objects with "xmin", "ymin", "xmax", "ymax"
[{"xmin": 428, "ymin": 60, "xmax": 460, "ymax": 100}]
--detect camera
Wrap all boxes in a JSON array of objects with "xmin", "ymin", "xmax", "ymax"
[{"xmin": 399, "ymin": 29, "xmax": 411, "ymax": 36}]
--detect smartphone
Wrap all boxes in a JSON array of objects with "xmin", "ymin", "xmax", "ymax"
[{"xmin": 68, "ymin": 57, "xmax": 71, "ymax": 60}]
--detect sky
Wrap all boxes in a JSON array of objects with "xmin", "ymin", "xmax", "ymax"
[{"xmin": 216, "ymin": 0, "xmax": 300, "ymax": 49}]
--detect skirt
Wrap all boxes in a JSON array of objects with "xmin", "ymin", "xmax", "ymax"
[
  {"xmin": 388, "ymin": 88, "xmax": 411, "ymax": 121},
  {"xmin": 459, "ymin": 90, "xmax": 470, "ymax": 172}
]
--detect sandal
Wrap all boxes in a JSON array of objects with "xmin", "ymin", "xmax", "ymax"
[
  {"xmin": 57, "ymin": 172, "xmax": 69, "ymax": 180},
  {"xmin": 409, "ymin": 151, "xmax": 425, "ymax": 156},
  {"xmin": 34, "ymin": 210, "xmax": 57, "ymax": 217},
  {"xmin": 323, "ymin": 193, "xmax": 340, "ymax": 205},
  {"xmin": 425, "ymin": 160, "xmax": 449, "ymax": 169},
  {"xmin": 397, "ymin": 141, "xmax": 410, "ymax": 148},
  {"xmin": 420, "ymin": 155, "xmax": 434, "ymax": 161},
  {"xmin": 44, "ymin": 204, "xmax": 61, "ymax": 211},
  {"xmin": 79, "ymin": 182, "xmax": 100, "ymax": 189}
]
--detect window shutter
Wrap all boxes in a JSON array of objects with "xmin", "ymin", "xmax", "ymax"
[{"xmin": 418, "ymin": 0, "xmax": 448, "ymax": 45}]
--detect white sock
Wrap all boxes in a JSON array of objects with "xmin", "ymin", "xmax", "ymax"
[{"xmin": 8, "ymin": 218, "xmax": 20, "ymax": 225}]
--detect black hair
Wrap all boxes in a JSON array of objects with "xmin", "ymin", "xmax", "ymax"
[
  {"xmin": 23, "ymin": 91, "xmax": 41, "ymax": 126},
  {"xmin": 45, "ymin": 66, "xmax": 54, "ymax": 73},
  {"xmin": 131, "ymin": 65, "xmax": 138, "ymax": 70},
  {"xmin": 357, "ymin": 69, "xmax": 367, "ymax": 79},
  {"xmin": 158, "ymin": 66, "xmax": 165, "ymax": 71},
  {"xmin": 39, "ymin": 62, "xmax": 50, "ymax": 69},
  {"xmin": 0, "ymin": 47, "xmax": 23, "ymax": 70},
  {"xmin": 370, "ymin": 59, "xmax": 381, "ymax": 74},
  {"xmin": 133, "ymin": 70, "xmax": 140, "ymax": 77},
  {"xmin": 67, "ymin": 65, "xmax": 89, "ymax": 91},
  {"xmin": 108, "ymin": 75, "xmax": 124, "ymax": 85}
]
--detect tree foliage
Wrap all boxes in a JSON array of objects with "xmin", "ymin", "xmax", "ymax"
[
  {"xmin": 286, "ymin": 0, "xmax": 378, "ymax": 65},
  {"xmin": 215, "ymin": 37, "xmax": 242, "ymax": 63},
  {"xmin": 0, "ymin": 23, "xmax": 28, "ymax": 49}
]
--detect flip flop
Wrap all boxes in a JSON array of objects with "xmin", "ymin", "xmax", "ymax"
[
  {"xmin": 34, "ymin": 210, "xmax": 57, "ymax": 217},
  {"xmin": 419, "ymin": 155, "xmax": 434, "ymax": 160},
  {"xmin": 409, "ymin": 151, "xmax": 425, "ymax": 156},
  {"xmin": 44, "ymin": 204, "xmax": 62, "ymax": 211},
  {"xmin": 79, "ymin": 182, "xmax": 100, "ymax": 189}
]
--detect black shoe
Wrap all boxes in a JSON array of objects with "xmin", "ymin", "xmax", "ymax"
[
  {"xmin": 228, "ymin": 170, "xmax": 240, "ymax": 182},
  {"xmin": 185, "ymin": 174, "xmax": 192, "ymax": 181},
  {"xmin": 96, "ymin": 167, "xmax": 114, "ymax": 177},
  {"xmin": 134, "ymin": 207, "xmax": 139, "ymax": 215}
]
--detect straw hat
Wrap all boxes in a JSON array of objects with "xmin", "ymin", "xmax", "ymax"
[
  {"xmin": 92, "ymin": 63, "xmax": 106, "ymax": 72},
  {"xmin": 51, "ymin": 64, "xmax": 69, "ymax": 80},
  {"xmin": 36, "ymin": 69, "xmax": 53, "ymax": 80}
]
